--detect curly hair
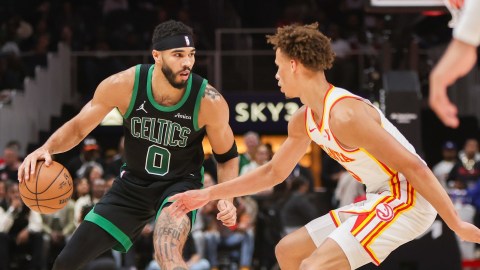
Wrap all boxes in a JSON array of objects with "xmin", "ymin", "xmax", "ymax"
[
  {"xmin": 266, "ymin": 23, "xmax": 335, "ymax": 71},
  {"xmin": 152, "ymin": 20, "xmax": 193, "ymax": 45}
]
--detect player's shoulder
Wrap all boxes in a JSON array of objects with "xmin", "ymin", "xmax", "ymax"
[
  {"xmin": 200, "ymin": 83, "xmax": 227, "ymax": 109},
  {"xmin": 202, "ymin": 83, "xmax": 223, "ymax": 102},
  {"xmin": 101, "ymin": 66, "xmax": 137, "ymax": 90},
  {"xmin": 198, "ymin": 83, "xmax": 229, "ymax": 125}
]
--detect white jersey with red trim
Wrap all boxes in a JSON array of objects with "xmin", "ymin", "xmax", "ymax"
[
  {"xmin": 304, "ymin": 86, "xmax": 437, "ymax": 268},
  {"xmin": 306, "ymin": 85, "xmax": 421, "ymax": 195}
]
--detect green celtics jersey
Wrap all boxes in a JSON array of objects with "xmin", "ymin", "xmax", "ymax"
[{"xmin": 121, "ymin": 64, "xmax": 207, "ymax": 182}]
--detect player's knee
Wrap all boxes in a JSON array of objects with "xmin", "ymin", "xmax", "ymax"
[
  {"xmin": 299, "ymin": 258, "xmax": 314, "ymax": 270},
  {"xmin": 275, "ymin": 237, "xmax": 290, "ymax": 260},
  {"xmin": 300, "ymin": 257, "xmax": 329, "ymax": 270}
]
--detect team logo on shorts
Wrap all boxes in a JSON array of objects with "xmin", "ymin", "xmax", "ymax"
[{"xmin": 375, "ymin": 203, "xmax": 394, "ymax": 222}]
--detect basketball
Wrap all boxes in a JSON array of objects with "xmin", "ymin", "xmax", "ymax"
[{"xmin": 19, "ymin": 160, "xmax": 73, "ymax": 214}]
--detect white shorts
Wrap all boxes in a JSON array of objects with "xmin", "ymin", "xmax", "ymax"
[{"xmin": 305, "ymin": 187, "xmax": 437, "ymax": 269}]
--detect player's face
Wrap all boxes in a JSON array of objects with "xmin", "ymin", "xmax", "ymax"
[
  {"xmin": 158, "ymin": 47, "xmax": 196, "ymax": 89},
  {"xmin": 274, "ymin": 49, "xmax": 296, "ymax": 99}
]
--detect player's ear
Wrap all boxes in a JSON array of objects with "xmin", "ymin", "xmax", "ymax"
[
  {"xmin": 152, "ymin": 50, "xmax": 162, "ymax": 63},
  {"xmin": 290, "ymin": 59, "xmax": 297, "ymax": 72}
]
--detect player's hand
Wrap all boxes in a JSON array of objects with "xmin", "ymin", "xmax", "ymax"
[
  {"xmin": 18, "ymin": 148, "xmax": 53, "ymax": 182},
  {"xmin": 429, "ymin": 39, "xmax": 477, "ymax": 128},
  {"xmin": 454, "ymin": 221, "xmax": 480, "ymax": 243},
  {"xmin": 216, "ymin": 199, "xmax": 237, "ymax": 227},
  {"xmin": 169, "ymin": 189, "xmax": 211, "ymax": 218}
]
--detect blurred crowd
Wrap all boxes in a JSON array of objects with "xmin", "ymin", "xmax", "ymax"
[
  {"xmin": 0, "ymin": 131, "xmax": 334, "ymax": 270},
  {"xmin": 4, "ymin": 132, "xmax": 480, "ymax": 269},
  {"xmin": 0, "ymin": 0, "xmax": 454, "ymax": 103}
]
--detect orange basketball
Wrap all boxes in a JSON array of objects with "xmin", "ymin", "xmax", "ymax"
[{"xmin": 19, "ymin": 160, "xmax": 73, "ymax": 214}]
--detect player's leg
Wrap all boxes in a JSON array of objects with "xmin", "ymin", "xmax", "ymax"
[
  {"xmin": 275, "ymin": 227, "xmax": 317, "ymax": 269},
  {"xmin": 276, "ymin": 208, "xmax": 343, "ymax": 270},
  {"xmin": 52, "ymin": 221, "xmax": 118, "ymax": 270},
  {"xmin": 153, "ymin": 205, "xmax": 191, "ymax": 270},
  {"xmin": 299, "ymin": 238, "xmax": 350, "ymax": 270}
]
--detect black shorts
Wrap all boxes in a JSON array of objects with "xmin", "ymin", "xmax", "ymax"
[{"xmin": 83, "ymin": 169, "xmax": 203, "ymax": 252}]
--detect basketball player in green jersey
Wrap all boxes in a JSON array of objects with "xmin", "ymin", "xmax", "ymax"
[{"xmin": 18, "ymin": 20, "xmax": 239, "ymax": 270}]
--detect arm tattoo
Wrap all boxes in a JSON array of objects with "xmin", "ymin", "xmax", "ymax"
[{"xmin": 203, "ymin": 85, "xmax": 221, "ymax": 100}]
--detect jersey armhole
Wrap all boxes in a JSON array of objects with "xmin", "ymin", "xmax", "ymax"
[
  {"xmin": 193, "ymin": 79, "xmax": 208, "ymax": 131},
  {"xmin": 329, "ymin": 96, "xmax": 362, "ymax": 152},
  {"xmin": 122, "ymin": 65, "xmax": 141, "ymax": 119}
]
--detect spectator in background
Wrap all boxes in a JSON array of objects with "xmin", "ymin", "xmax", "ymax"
[
  {"xmin": 71, "ymin": 177, "xmax": 90, "ymax": 201},
  {"xmin": 204, "ymin": 196, "xmax": 257, "ymax": 270},
  {"xmin": 433, "ymin": 141, "xmax": 458, "ymax": 189},
  {"xmin": 239, "ymin": 131, "xmax": 260, "ymax": 173},
  {"xmin": 0, "ymin": 181, "xmax": 7, "ymax": 210},
  {"xmin": 83, "ymin": 163, "xmax": 104, "ymax": 185},
  {"xmin": 241, "ymin": 144, "xmax": 273, "ymax": 196},
  {"xmin": 458, "ymin": 138, "xmax": 480, "ymax": 162},
  {"xmin": 281, "ymin": 176, "xmax": 317, "ymax": 234},
  {"xmin": 333, "ymin": 170, "xmax": 365, "ymax": 208},
  {"xmin": 74, "ymin": 178, "xmax": 106, "ymax": 227},
  {"xmin": 321, "ymin": 154, "xmax": 345, "ymax": 205},
  {"xmin": 104, "ymin": 136, "xmax": 124, "ymax": 177},
  {"xmin": 288, "ymin": 162, "xmax": 315, "ymax": 192},
  {"xmin": 240, "ymin": 144, "xmax": 271, "ymax": 176},
  {"xmin": 0, "ymin": 141, "xmax": 22, "ymax": 182},
  {"xmin": 66, "ymin": 136, "xmax": 104, "ymax": 179},
  {"xmin": 0, "ymin": 182, "xmax": 43, "ymax": 270},
  {"xmin": 448, "ymin": 138, "xmax": 480, "ymax": 189},
  {"xmin": 41, "ymin": 200, "xmax": 76, "ymax": 269}
]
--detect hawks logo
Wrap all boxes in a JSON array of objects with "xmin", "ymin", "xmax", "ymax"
[{"xmin": 375, "ymin": 203, "xmax": 394, "ymax": 222}]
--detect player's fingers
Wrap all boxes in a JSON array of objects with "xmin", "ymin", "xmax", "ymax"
[
  {"xmin": 169, "ymin": 202, "xmax": 183, "ymax": 218},
  {"xmin": 23, "ymin": 159, "xmax": 31, "ymax": 181},
  {"xmin": 17, "ymin": 164, "xmax": 24, "ymax": 182},
  {"xmin": 223, "ymin": 216, "xmax": 237, "ymax": 226},
  {"xmin": 430, "ymin": 93, "xmax": 459, "ymax": 128},
  {"xmin": 44, "ymin": 153, "xmax": 52, "ymax": 166},
  {"xmin": 169, "ymin": 194, "xmax": 181, "ymax": 202},
  {"xmin": 217, "ymin": 210, "xmax": 235, "ymax": 221},
  {"xmin": 30, "ymin": 158, "xmax": 38, "ymax": 178},
  {"xmin": 437, "ymin": 104, "xmax": 459, "ymax": 128}
]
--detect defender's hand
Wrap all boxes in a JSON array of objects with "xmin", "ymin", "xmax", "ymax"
[
  {"xmin": 169, "ymin": 189, "xmax": 211, "ymax": 218},
  {"xmin": 454, "ymin": 221, "xmax": 480, "ymax": 243}
]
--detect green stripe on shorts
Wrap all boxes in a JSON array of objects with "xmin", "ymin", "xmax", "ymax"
[{"xmin": 84, "ymin": 208, "xmax": 133, "ymax": 252}]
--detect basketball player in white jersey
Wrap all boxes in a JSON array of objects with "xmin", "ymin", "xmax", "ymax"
[
  {"xmin": 169, "ymin": 23, "xmax": 480, "ymax": 269},
  {"xmin": 429, "ymin": 0, "xmax": 480, "ymax": 128}
]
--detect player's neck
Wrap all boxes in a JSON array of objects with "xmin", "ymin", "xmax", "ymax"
[
  {"xmin": 151, "ymin": 67, "xmax": 186, "ymax": 106},
  {"xmin": 300, "ymin": 71, "xmax": 330, "ymax": 113}
]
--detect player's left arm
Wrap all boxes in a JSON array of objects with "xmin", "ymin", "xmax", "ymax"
[
  {"xmin": 330, "ymin": 99, "xmax": 480, "ymax": 242},
  {"xmin": 198, "ymin": 84, "xmax": 239, "ymax": 225}
]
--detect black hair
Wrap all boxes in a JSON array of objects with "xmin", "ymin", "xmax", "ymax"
[{"xmin": 152, "ymin": 20, "xmax": 193, "ymax": 46}]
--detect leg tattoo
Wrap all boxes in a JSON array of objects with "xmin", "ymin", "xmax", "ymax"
[{"xmin": 154, "ymin": 206, "xmax": 191, "ymax": 270}]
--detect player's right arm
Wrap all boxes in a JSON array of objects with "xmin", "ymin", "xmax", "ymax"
[
  {"xmin": 169, "ymin": 106, "xmax": 312, "ymax": 214},
  {"xmin": 18, "ymin": 67, "xmax": 136, "ymax": 182},
  {"xmin": 429, "ymin": 0, "xmax": 480, "ymax": 128}
]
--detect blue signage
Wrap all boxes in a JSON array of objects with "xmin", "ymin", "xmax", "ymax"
[{"xmin": 224, "ymin": 92, "xmax": 302, "ymax": 135}]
